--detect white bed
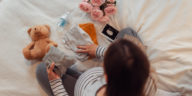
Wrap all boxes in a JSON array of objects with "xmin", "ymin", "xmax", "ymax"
[{"xmin": 0, "ymin": 0, "xmax": 192, "ymax": 95}]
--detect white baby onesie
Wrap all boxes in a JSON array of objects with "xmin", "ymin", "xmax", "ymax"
[{"xmin": 62, "ymin": 25, "xmax": 93, "ymax": 61}]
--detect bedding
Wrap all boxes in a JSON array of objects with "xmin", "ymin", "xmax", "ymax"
[{"xmin": 0, "ymin": 0, "xmax": 192, "ymax": 95}]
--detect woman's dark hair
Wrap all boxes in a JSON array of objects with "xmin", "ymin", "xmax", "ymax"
[{"xmin": 104, "ymin": 39, "xmax": 150, "ymax": 96}]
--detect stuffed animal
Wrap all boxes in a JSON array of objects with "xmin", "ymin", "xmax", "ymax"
[{"xmin": 23, "ymin": 25, "xmax": 58, "ymax": 60}]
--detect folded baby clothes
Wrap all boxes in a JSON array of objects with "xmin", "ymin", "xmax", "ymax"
[
  {"xmin": 79, "ymin": 23, "xmax": 98, "ymax": 45},
  {"xmin": 43, "ymin": 46, "xmax": 76, "ymax": 77},
  {"xmin": 62, "ymin": 25, "xmax": 94, "ymax": 61}
]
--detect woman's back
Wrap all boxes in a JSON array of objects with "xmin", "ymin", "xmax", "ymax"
[{"xmin": 74, "ymin": 39, "xmax": 157, "ymax": 96}]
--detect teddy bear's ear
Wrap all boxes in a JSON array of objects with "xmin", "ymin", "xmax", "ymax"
[
  {"xmin": 44, "ymin": 25, "xmax": 50, "ymax": 31},
  {"xmin": 27, "ymin": 28, "xmax": 32, "ymax": 34}
]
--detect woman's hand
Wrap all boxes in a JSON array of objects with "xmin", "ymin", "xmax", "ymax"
[
  {"xmin": 47, "ymin": 62, "xmax": 60, "ymax": 81},
  {"xmin": 76, "ymin": 44, "xmax": 98, "ymax": 58}
]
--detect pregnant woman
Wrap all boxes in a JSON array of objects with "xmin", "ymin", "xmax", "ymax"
[{"xmin": 36, "ymin": 28, "xmax": 157, "ymax": 96}]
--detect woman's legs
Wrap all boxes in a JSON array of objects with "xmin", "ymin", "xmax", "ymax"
[
  {"xmin": 36, "ymin": 63, "xmax": 80, "ymax": 96},
  {"xmin": 117, "ymin": 27, "xmax": 142, "ymax": 43},
  {"xmin": 36, "ymin": 63, "xmax": 53, "ymax": 96}
]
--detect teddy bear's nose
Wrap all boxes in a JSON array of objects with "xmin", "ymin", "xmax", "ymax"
[{"xmin": 34, "ymin": 28, "xmax": 37, "ymax": 30}]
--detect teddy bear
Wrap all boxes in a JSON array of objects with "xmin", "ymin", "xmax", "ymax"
[{"xmin": 23, "ymin": 24, "xmax": 58, "ymax": 60}]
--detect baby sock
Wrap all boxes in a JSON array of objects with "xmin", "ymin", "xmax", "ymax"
[{"xmin": 43, "ymin": 46, "xmax": 76, "ymax": 77}]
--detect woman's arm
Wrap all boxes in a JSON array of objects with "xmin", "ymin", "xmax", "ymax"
[
  {"xmin": 49, "ymin": 79, "xmax": 69, "ymax": 96},
  {"xmin": 76, "ymin": 44, "xmax": 106, "ymax": 59},
  {"xmin": 47, "ymin": 63, "xmax": 69, "ymax": 96},
  {"xmin": 96, "ymin": 46, "xmax": 106, "ymax": 59}
]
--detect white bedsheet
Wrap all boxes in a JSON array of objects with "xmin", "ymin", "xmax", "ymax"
[{"xmin": 0, "ymin": 0, "xmax": 192, "ymax": 95}]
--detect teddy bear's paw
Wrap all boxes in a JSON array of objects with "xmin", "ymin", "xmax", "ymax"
[
  {"xmin": 54, "ymin": 43, "xmax": 58, "ymax": 47},
  {"xmin": 23, "ymin": 48, "xmax": 32, "ymax": 60},
  {"xmin": 46, "ymin": 45, "xmax": 51, "ymax": 53}
]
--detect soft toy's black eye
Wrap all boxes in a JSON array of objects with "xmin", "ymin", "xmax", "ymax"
[{"xmin": 35, "ymin": 28, "xmax": 37, "ymax": 30}]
